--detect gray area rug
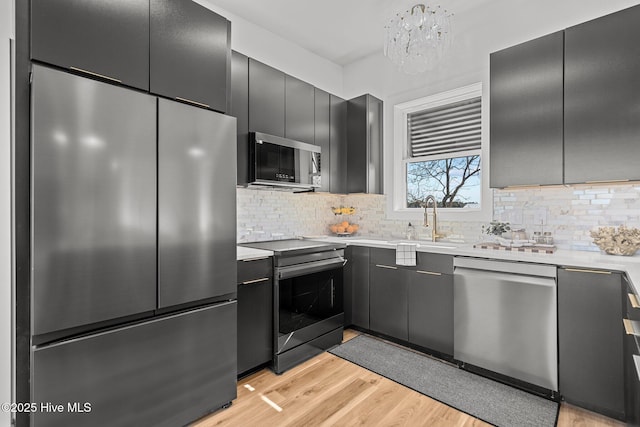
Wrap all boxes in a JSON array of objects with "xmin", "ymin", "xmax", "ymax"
[{"xmin": 329, "ymin": 335, "xmax": 558, "ymax": 427}]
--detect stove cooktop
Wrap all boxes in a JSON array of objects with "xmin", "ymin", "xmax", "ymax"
[{"xmin": 240, "ymin": 239, "xmax": 344, "ymax": 256}]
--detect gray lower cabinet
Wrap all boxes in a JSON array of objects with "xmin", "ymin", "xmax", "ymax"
[
  {"xmin": 624, "ymin": 277, "xmax": 640, "ymax": 426},
  {"xmin": 32, "ymin": 302, "xmax": 237, "ymax": 427},
  {"xmin": 345, "ymin": 246, "xmax": 370, "ymax": 329},
  {"xmin": 368, "ymin": 248, "xmax": 453, "ymax": 347},
  {"xmin": 489, "ymin": 31, "xmax": 564, "ymax": 188},
  {"xmin": 564, "ymin": 4, "xmax": 640, "ymax": 184},
  {"xmin": 237, "ymin": 258, "xmax": 273, "ymax": 375},
  {"xmin": 558, "ymin": 268, "xmax": 624, "ymax": 419},
  {"xmin": 408, "ymin": 270, "xmax": 453, "ymax": 355},
  {"xmin": 31, "ymin": 0, "xmax": 150, "ymax": 91},
  {"xmin": 369, "ymin": 264, "xmax": 408, "ymax": 341},
  {"xmin": 625, "ymin": 331, "xmax": 640, "ymax": 427}
]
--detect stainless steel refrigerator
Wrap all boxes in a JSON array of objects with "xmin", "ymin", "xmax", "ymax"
[{"xmin": 30, "ymin": 64, "xmax": 237, "ymax": 427}]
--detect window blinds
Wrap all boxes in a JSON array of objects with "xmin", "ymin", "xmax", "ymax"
[{"xmin": 408, "ymin": 97, "xmax": 481, "ymax": 158}]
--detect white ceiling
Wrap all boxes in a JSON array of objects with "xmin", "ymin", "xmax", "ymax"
[{"xmin": 205, "ymin": 0, "xmax": 494, "ymax": 66}]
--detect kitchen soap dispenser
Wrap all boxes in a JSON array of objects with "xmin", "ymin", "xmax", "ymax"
[{"xmin": 406, "ymin": 222, "xmax": 416, "ymax": 240}]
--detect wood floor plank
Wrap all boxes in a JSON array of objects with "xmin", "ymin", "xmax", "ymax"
[
  {"xmin": 279, "ymin": 377, "xmax": 373, "ymax": 427},
  {"xmin": 194, "ymin": 330, "xmax": 624, "ymax": 427},
  {"xmin": 333, "ymin": 375, "xmax": 418, "ymax": 427},
  {"xmin": 556, "ymin": 403, "xmax": 624, "ymax": 427},
  {"xmin": 317, "ymin": 378, "xmax": 380, "ymax": 427},
  {"xmin": 343, "ymin": 329, "xmax": 360, "ymax": 343}
]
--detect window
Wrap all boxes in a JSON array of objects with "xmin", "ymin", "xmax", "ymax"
[
  {"xmin": 406, "ymin": 97, "xmax": 482, "ymax": 208},
  {"xmin": 391, "ymin": 83, "xmax": 489, "ymax": 221}
]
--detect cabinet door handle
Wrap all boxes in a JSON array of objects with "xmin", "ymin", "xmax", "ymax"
[
  {"xmin": 564, "ymin": 268, "xmax": 611, "ymax": 275},
  {"xmin": 624, "ymin": 319, "xmax": 637, "ymax": 335},
  {"xmin": 416, "ymin": 270, "xmax": 441, "ymax": 276},
  {"xmin": 69, "ymin": 66, "xmax": 121, "ymax": 83},
  {"xmin": 241, "ymin": 277, "xmax": 270, "ymax": 285},
  {"xmin": 585, "ymin": 179, "xmax": 630, "ymax": 184},
  {"xmin": 175, "ymin": 96, "xmax": 210, "ymax": 109},
  {"xmin": 241, "ymin": 257, "xmax": 270, "ymax": 262},
  {"xmin": 504, "ymin": 184, "xmax": 541, "ymax": 189},
  {"xmin": 375, "ymin": 264, "xmax": 397, "ymax": 270},
  {"xmin": 629, "ymin": 293, "xmax": 640, "ymax": 309}
]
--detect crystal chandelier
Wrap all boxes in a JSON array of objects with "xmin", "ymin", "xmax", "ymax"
[{"xmin": 384, "ymin": 4, "xmax": 452, "ymax": 74}]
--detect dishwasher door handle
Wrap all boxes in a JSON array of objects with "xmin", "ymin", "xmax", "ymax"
[
  {"xmin": 454, "ymin": 267, "xmax": 557, "ymax": 288},
  {"xmin": 453, "ymin": 257, "xmax": 557, "ymax": 278}
]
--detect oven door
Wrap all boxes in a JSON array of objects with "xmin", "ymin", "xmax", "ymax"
[{"xmin": 275, "ymin": 258, "xmax": 344, "ymax": 355}]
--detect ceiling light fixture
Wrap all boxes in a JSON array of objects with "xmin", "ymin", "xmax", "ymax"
[{"xmin": 384, "ymin": 3, "xmax": 452, "ymax": 74}]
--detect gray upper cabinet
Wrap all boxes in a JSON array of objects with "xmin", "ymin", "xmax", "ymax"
[
  {"xmin": 314, "ymin": 88, "xmax": 331, "ymax": 192},
  {"xmin": 150, "ymin": 0, "xmax": 231, "ymax": 113},
  {"xmin": 231, "ymin": 51, "xmax": 250, "ymax": 186},
  {"xmin": 249, "ymin": 59, "xmax": 285, "ymax": 137},
  {"xmin": 564, "ymin": 5, "xmax": 640, "ymax": 184},
  {"xmin": 490, "ymin": 5, "xmax": 640, "ymax": 187},
  {"xmin": 330, "ymin": 95, "xmax": 348, "ymax": 194},
  {"xmin": 347, "ymin": 94, "xmax": 383, "ymax": 194},
  {"xmin": 285, "ymin": 75, "xmax": 315, "ymax": 144},
  {"xmin": 31, "ymin": 0, "xmax": 150, "ymax": 90},
  {"xmin": 489, "ymin": 31, "xmax": 564, "ymax": 188},
  {"xmin": 238, "ymin": 54, "xmax": 355, "ymax": 194}
]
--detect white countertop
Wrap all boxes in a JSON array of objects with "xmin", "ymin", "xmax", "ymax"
[
  {"xmin": 236, "ymin": 246, "xmax": 273, "ymax": 261},
  {"xmin": 309, "ymin": 236, "xmax": 640, "ymax": 297},
  {"xmin": 236, "ymin": 236, "xmax": 640, "ymax": 296}
]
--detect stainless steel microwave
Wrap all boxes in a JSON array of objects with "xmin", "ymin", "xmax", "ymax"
[{"xmin": 249, "ymin": 132, "xmax": 321, "ymax": 191}]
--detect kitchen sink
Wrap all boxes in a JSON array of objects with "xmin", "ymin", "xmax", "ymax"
[{"xmin": 386, "ymin": 240, "xmax": 459, "ymax": 249}]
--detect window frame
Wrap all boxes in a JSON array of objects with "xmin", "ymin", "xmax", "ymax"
[{"xmin": 390, "ymin": 82, "xmax": 492, "ymax": 222}]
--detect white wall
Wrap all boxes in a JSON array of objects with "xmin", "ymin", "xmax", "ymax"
[
  {"xmin": 342, "ymin": 0, "xmax": 640, "ymax": 222},
  {"xmin": 0, "ymin": 0, "xmax": 13, "ymax": 424},
  {"xmin": 194, "ymin": 0, "xmax": 344, "ymax": 96}
]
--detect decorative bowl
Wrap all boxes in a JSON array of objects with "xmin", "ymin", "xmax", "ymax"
[
  {"xmin": 590, "ymin": 226, "xmax": 640, "ymax": 256},
  {"xmin": 602, "ymin": 247, "xmax": 638, "ymax": 256}
]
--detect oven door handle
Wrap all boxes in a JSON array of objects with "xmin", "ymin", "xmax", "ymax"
[{"xmin": 278, "ymin": 257, "xmax": 345, "ymax": 280}]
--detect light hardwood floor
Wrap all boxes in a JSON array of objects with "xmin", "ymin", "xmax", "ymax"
[{"xmin": 195, "ymin": 330, "xmax": 624, "ymax": 427}]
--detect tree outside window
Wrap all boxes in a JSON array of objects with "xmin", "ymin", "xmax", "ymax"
[{"xmin": 406, "ymin": 154, "xmax": 481, "ymax": 208}]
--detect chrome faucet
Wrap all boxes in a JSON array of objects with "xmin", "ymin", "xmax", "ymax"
[{"xmin": 423, "ymin": 195, "xmax": 440, "ymax": 242}]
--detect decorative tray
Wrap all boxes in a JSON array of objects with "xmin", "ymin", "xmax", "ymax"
[{"xmin": 473, "ymin": 242, "xmax": 556, "ymax": 254}]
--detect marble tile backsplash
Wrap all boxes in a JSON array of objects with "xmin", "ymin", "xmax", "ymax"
[
  {"xmin": 236, "ymin": 188, "xmax": 342, "ymax": 242},
  {"xmin": 237, "ymin": 183, "xmax": 640, "ymax": 251},
  {"xmin": 493, "ymin": 184, "xmax": 640, "ymax": 251}
]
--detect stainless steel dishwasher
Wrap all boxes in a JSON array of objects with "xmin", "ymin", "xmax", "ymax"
[{"xmin": 453, "ymin": 257, "xmax": 558, "ymax": 392}]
